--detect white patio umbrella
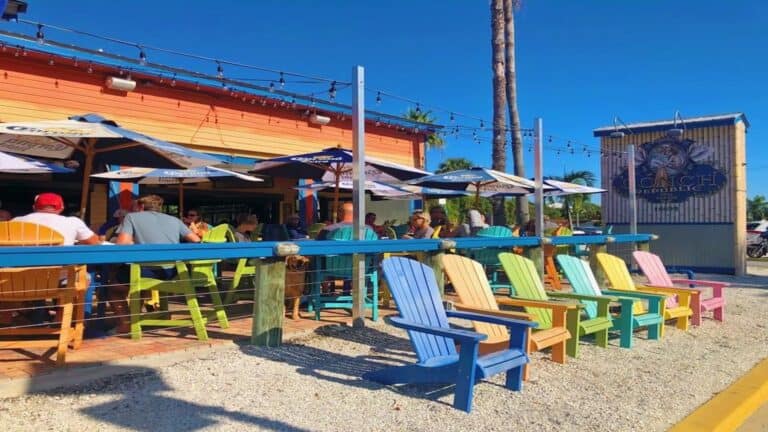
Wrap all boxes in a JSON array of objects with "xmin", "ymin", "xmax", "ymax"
[
  {"xmin": 0, "ymin": 114, "xmax": 222, "ymax": 218},
  {"xmin": 0, "ymin": 151, "xmax": 73, "ymax": 174},
  {"xmin": 91, "ymin": 166, "xmax": 263, "ymax": 216}
]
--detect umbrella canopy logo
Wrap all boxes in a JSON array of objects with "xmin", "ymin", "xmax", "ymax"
[{"xmin": 611, "ymin": 136, "xmax": 726, "ymax": 203}]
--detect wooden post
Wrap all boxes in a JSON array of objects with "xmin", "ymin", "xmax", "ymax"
[
  {"xmin": 589, "ymin": 237, "xmax": 613, "ymax": 287},
  {"xmin": 525, "ymin": 238, "xmax": 545, "ymax": 278},
  {"xmin": 251, "ymin": 243, "xmax": 299, "ymax": 347}
]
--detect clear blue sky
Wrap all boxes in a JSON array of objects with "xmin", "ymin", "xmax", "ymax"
[{"xmin": 10, "ymin": 1, "xmax": 767, "ymax": 196}]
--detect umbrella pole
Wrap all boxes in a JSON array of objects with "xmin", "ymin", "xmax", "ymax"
[
  {"xmin": 79, "ymin": 140, "xmax": 96, "ymax": 221},
  {"xmin": 333, "ymin": 171, "xmax": 340, "ymax": 223},
  {"xmin": 474, "ymin": 182, "xmax": 480, "ymax": 207},
  {"xmin": 179, "ymin": 182, "xmax": 185, "ymax": 218}
]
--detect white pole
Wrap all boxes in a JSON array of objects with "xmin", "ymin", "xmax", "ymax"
[
  {"xmin": 351, "ymin": 65, "xmax": 366, "ymax": 328},
  {"xmin": 628, "ymin": 143, "xmax": 637, "ymax": 235},
  {"xmin": 534, "ymin": 117, "xmax": 544, "ymax": 237}
]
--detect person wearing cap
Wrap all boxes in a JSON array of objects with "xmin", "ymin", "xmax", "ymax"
[{"xmin": 13, "ymin": 193, "xmax": 99, "ymax": 245}]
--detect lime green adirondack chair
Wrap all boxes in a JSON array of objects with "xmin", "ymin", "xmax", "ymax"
[
  {"xmin": 498, "ymin": 253, "xmax": 614, "ymax": 357},
  {"xmin": 185, "ymin": 224, "xmax": 232, "ymax": 328},
  {"xmin": 557, "ymin": 255, "xmax": 666, "ymax": 348}
]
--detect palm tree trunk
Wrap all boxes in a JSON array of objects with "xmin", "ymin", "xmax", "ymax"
[
  {"xmin": 504, "ymin": 0, "xmax": 529, "ymax": 226},
  {"xmin": 491, "ymin": 0, "xmax": 508, "ymax": 226}
]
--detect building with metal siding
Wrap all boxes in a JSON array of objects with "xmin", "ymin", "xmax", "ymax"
[{"xmin": 594, "ymin": 113, "xmax": 749, "ymax": 275}]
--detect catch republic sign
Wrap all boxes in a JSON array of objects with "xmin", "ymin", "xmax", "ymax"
[{"xmin": 612, "ymin": 136, "xmax": 726, "ymax": 203}]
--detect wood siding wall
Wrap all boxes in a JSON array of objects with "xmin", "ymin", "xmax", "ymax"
[{"xmin": 0, "ymin": 55, "xmax": 424, "ymax": 167}]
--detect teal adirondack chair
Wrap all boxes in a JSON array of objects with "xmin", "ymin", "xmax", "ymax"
[
  {"xmin": 311, "ymin": 226, "xmax": 380, "ymax": 321},
  {"xmin": 471, "ymin": 226, "xmax": 514, "ymax": 292},
  {"xmin": 557, "ymin": 255, "xmax": 666, "ymax": 348},
  {"xmin": 365, "ymin": 257, "xmax": 536, "ymax": 412},
  {"xmin": 497, "ymin": 253, "xmax": 613, "ymax": 358}
]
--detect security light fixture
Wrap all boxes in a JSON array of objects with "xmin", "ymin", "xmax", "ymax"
[
  {"xmin": 667, "ymin": 110, "xmax": 685, "ymax": 139},
  {"xmin": 309, "ymin": 113, "xmax": 331, "ymax": 126},
  {"xmin": 105, "ymin": 76, "xmax": 137, "ymax": 92},
  {"xmin": 610, "ymin": 116, "xmax": 633, "ymax": 139}
]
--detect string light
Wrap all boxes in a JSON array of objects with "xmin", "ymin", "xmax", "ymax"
[
  {"xmin": 221, "ymin": 82, "xmax": 228, "ymax": 92},
  {"xmin": 35, "ymin": 24, "xmax": 44, "ymax": 43},
  {"xmin": 138, "ymin": 47, "xmax": 147, "ymax": 66},
  {"xmin": 170, "ymin": 73, "xmax": 176, "ymax": 87},
  {"xmin": 87, "ymin": 61, "xmax": 93, "ymax": 74},
  {"xmin": 269, "ymin": 81, "xmax": 275, "ymax": 92},
  {"xmin": 415, "ymin": 103, "xmax": 421, "ymax": 114},
  {"xmin": 329, "ymin": 81, "xmax": 337, "ymax": 100},
  {"xmin": 195, "ymin": 82, "xmax": 200, "ymax": 91},
  {"xmin": 279, "ymin": 72, "xmax": 285, "ymax": 88},
  {"xmin": 216, "ymin": 61, "xmax": 224, "ymax": 79},
  {"xmin": 1, "ymin": 43, "xmax": 6, "ymax": 52},
  {"xmin": 376, "ymin": 91, "xmax": 382, "ymax": 104},
  {"xmin": 450, "ymin": 112, "xmax": 455, "ymax": 122},
  {"xmin": 72, "ymin": 57, "xmax": 78, "ymax": 67},
  {"xmin": 47, "ymin": 56, "xmax": 54, "ymax": 66}
]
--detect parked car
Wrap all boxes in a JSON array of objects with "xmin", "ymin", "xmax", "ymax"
[{"xmin": 747, "ymin": 220, "xmax": 768, "ymax": 245}]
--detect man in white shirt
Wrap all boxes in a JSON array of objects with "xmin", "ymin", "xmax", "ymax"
[{"xmin": 13, "ymin": 193, "xmax": 99, "ymax": 245}]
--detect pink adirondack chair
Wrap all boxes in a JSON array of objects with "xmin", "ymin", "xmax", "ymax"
[{"xmin": 632, "ymin": 251, "xmax": 727, "ymax": 326}]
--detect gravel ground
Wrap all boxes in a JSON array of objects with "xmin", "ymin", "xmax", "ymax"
[{"xmin": 2, "ymin": 276, "xmax": 767, "ymax": 432}]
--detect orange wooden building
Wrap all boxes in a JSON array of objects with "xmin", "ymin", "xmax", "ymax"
[{"xmin": 0, "ymin": 36, "xmax": 427, "ymax": 227}]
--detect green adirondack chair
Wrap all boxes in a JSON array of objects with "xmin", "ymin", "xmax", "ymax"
[
  {"xmin": 498, "ymin": 253, "xmax": 613, "ymax": 357},
  {"xmin": 472, "ymin": 226, "xmax": 514, "ymax": 293},
  {"xmin": 184, "ymin": 223, "xmax": 231, "ymax": 328},
  {"xmin": 556, "ymin": 255, "xmax": 666, "ymax": 348}
]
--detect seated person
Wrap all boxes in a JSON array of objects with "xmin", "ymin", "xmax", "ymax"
[
  {"xmin": 99, "ymin": 208, "xmax": 128, "ymax": 242},
  {"xmin": 316, "ymin": 202, "xmax": 354, "ymax": 240},
  {"xmin": 108, "ymin": 194, "xmax": 200, "ymax": 333},
  {"xmin": 365, "ymin": 212, "xmax": 384, "ymax": 238},
  {"xmin": 13, "ymin": 192, "xmax": 99, "ymax": 245},
  {"xmin": 285, "ymin": 214, "xmax": 309, "ymax": 240},
  {"xmin": 233, "ymin": 214, "xmax": 259, "ymax": 242},
  {"xmin": 402, "ymin": 211, "xmax": 434, "ymax": 239},
  {"xmin": 0, "ymin": 209, "xmax": 12, "ymax": 221},
  {"xmin": 184, "ymin": 208, "xmax": 209, "ymax": 237}
]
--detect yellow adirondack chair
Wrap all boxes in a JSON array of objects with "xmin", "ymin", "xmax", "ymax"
[
  {"xmin": 597, "ymin": 252, "xmax": 698, "ymax": 336},
  {"xmin": 442, "ymin": 254, "xmax": 573, "ymax": 379}
]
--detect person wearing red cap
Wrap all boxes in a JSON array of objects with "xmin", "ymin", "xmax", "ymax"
[{"xmin": 13, "ymin": 193, "xmax": 99, "ymax": 246}]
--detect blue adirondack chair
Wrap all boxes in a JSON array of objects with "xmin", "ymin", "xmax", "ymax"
[
  {"xmin": 311, "ymin": 226, "xmax": 380, "ymax": 321},
  {"xmin": 471, "ymin": 226, "xmax": 514, "ymax": 292},
  {"xmin": 364, "ymin": 257, "xmax": 536, "ymax": 412}
]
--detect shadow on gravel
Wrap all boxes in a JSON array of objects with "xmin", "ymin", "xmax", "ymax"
[
  {"xmin": 23, "ymin": 364, "xmax": 312, "ymax": 432},
  {"xmin": 240, "ymin": 321, "xmax": 456, "ymax": 406}
]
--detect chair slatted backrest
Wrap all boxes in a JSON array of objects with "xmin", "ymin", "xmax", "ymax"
[
  {"xmin": 597, "ymin": 252, "xmax": 645, "ymax": 314},
  {"xmin": 472, "ymin": 226, "xmax": 513, "ymax": 266},
  {"xmin": 431, "ymin": 225, "xmax": 442, "ymax": 239},
  {"xmin": 393, "ymin": 224, "xmax": 410, "ymax": 239},
  {"xmin": 0, "ymin": 221, "xmax": 64, "ymax": 246},
  {"xmin": 0, "ymin": 266, "xmax": 74, "ymax": 301},
  {"xmin": 557, "ymin": 255, "xmax": 604, "ymax": 319},
  {"xmin": 441, "ymin": 254, "xmax": 509, "ymax": 345},
  {"xmin": 632, "ymin": 251, "xmax": 679, "ymax": 308},
  {"xmin": 382, "ymin": 257, "xmax": 456, "ymax": 363},
  {"xmin": 325, "ymin": 226, "xmax": 378, "ymax": 277},
  {"xmin": 498, "ymin": 253, "xmax": 554, "ymax": 329},
  {"xmin": 202, "ymin": 224, "xmax": 235, "ymax": 243},
  {"xmin": 307, "ymin": 223, "xmax": 327, "ymax": 240}
]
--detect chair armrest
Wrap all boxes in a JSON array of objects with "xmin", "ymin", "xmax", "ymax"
[
  {"xmin": 389, "ymin": 316, "xmax": 487, "ymax": 343},
  {"xmin": 446, "ymin": 310, "xmax": 538, "ymax": 331},
  {"xmin": 670, "ymin": 278, "xmax": 728, "ymax": 289},
  {"xmin": 453, "ymin": 303, "xmax": 533, "ymax": 321},
  {"xmin": 636, "ymin": 285, "xmax": 699, "ymax": 308},
  {"xmin": 548, "ymin": 292, "xmax": 616, "ymax": 307},
  {"xmin": 601, "ymin": 289, "xmax": 668, "ymax": 301},
  {"xmin": 496, "ymin": 296, "xmax": 579, "ymax": 314}
]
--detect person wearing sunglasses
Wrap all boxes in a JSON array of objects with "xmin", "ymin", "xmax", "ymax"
[
  {"xmin": 401, "ymin": 211, "xmax": 434, "ymax": 240},
  {"xmin": 184, "ymin": 208, "xmax": 209, "ymax": 237}
]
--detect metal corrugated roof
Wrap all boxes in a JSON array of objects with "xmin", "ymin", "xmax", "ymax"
[{"xmin": 593, "ymin": 113, "xmax": 749, "ymax": 137}]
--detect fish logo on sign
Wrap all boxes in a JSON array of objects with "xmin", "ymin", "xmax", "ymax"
[{"xmin": 611, "ymin": 136, "xmax": 726, "ymax": 203}]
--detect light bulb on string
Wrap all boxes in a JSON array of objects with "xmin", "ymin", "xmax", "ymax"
[
  {"xmin": 290, "ymin": 97, "xmax": 296, "ymax": 108},
  {"xmin": 310, "ymin": 97, "xmax": 316, "ymax": 107},
  {"xmin": 329, "ymin": 81, "xmax": 337, "ymax": 100},
  {"xmin": 87, "ymin": 62, "xmax": 93, "ymax": 74},
  {"xmin": 158, "ymin": 75, "xmax": 164, "ymax": 84},
  {"xmin": 21, "ymin": 47, "xmax": 27, "ymax": 56},
  {"xmin": 36, "ymin": 24, "xmax": 44, "ymax": 44},
  {"xmin": 138, "ymin": 47, "xmax": 147, "ymax": 66},
  {"xmin": 72, "ymin": 57, "xmax": 78, "ymax": 67},
  {"xmin": 479, "ymin": 120, "xmax": 485, "ymax": 130},
  {"xmin": 48, "ymin": 56, "xmax": 54, "ymax": 66},
  {"xmin": 1, "ymin": 43, "xmax": 6, "ymax": 52},
  {"xmin": 415, "ymin": 103, "xmax": 421, "ymax": 114},
  {"xmin": 375, "ymin": 118, "xmax": 381, "ymax": 127},
  {"xmin": 221, "ymin": 82, "xmax": 228, "ymax": 92},
  {"xmin": 375, "ymin": 91, "xmax": 382, "ymax": 104},
  {"xmin": 216, "ymin": 62, "xmax": 224, "ymax": 79},
  {"xmin": 170, "ymin": 73, "xmax": 177, "ymax": 87},
  {"xmin": 14, "ymin": 47, "xmax": 19, "ymax": 57},
  {"xmin": 269, "ymin": 82, "xmax": 275, "ymax": 93},
  {"xmin": 450, "ymin": 112, "xmax": 455, "ymax": 122},
  {"xmin": 251, "ymin": 98, "xmax": 257, "ymax": 105},
  {"xmin": 279, "ymin": 72, "xmax": 285, "ymax": 88},
  {"xmin": 548, "ymin": 136, "xmax": 552, "ymax": 143}
]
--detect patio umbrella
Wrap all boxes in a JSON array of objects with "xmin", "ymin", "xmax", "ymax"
[
  {"xmin": 541, "ymin": 179, "xmax": 606, "ymax": 197},
  {"xmin": 408, "ymin": 166, "xmax": 548, "ymax": 204},
  {"xmin": 295, "ymin": 180, "xmax": 471, "ymax": 200},
  {"xmin": 91, "ymin": 166, "xmax": 263, "ymax": 217},
  {"xmin": 250, "ymin": 147, "xmax": 431, "ymax": 221},
  {"xmin": 0, "ymin": 151, "xmax": 74, "ymax": 174},
  {"xmin": 0, "ymin": 114, "xmax": 222, "ymax": 218}
]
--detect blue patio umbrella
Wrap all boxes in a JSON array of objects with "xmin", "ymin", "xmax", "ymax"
[
  {"xmin": 91, "ymin": 166, "xmax": 262, "ymax": 216},
  {"xmin": 408, "ymin": 166, "xmax": 551, "ymax": 204},
  {"xmin": 0, "ymin": 114, "xmax": 223, "ymax": 218},
  {"xmin": 251, "ymin": 147, "xmax": 431, "ymax": 221}
]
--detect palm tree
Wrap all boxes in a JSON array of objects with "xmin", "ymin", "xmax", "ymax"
[
  {"xmin": 491, "ymin": 0, "xmax": 508, "ymax": 226},
  {"xmin": 436, "ymin": 157, "xmax": 473, "ymax": 174},
  {"xmin": 503, "ymin": 0, "xmax": 528, "ymax": 226},
  {"xmin": 406, "ymin": 108, "xmax": 444, "ymax": 150},
  {"xmin": 748, "ymin": 195, "xmax": 768, "ymax": 220},
  {"xmin": 548, "ymin": 170, "xmax": 597, "ymax": 228}
]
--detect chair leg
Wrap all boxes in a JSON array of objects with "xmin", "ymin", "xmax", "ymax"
[
  {"xmin": 648, "ymin": 321, "xmax": 662, "ymax": 340},
  {"xmin": 595, "ymin": 329, "xmax": 609, "ymax": 349},
  {"xmin": 523, "ymin": 330, "xmax": 532, "ymax": 381},
  {"xmin": 129, "ymin": 290, "xmax": 143, "ymax": 341},
  {"xmin": 676, "ymin": 316, "xmax": 689, "ymax": 331},
  {"xmin": 505, "ymin": 365, "xmax": 524, "ymax": 391},
  {"xmin": 71, "ymin": 291, "xmax": 85, "ymax": 350},
  {"xmin": 184, "ymin": 293, "xmax": 209, "ymax": 342},
  {"xmin": 55, "ymin": 296, "xmax": 73, "ymax": 366},
  {"xmin": 691, "ymin": 297, "xmax": 702, "ymax": 326},
  {"xmin": 565, "ymin": 310, "xmax": 580, "ymax": 358},
  {"xmin": 291, "ymin": 298, "xmax": 300, "ymax": 320},
  {"xmin": 714, "ymin": 306, "xmax": 724, "ymax": 322},
  {"xmin": 551, "ymin": 340, "xmax": 566, "ymax": 364},
  {"xmin": 618, "ymin": 313, "xmax": 634, "ymax": 348},
  {"xmin": 453, "ymin": 342, "xmax": 479, "ymax": 412},
  {"xmin": 370, "ymin": 272, "xmax": 379, "ymax": 322},
  {"xmin": 203, "ymin": 268, "xmax": 229, "ymax": 329}
]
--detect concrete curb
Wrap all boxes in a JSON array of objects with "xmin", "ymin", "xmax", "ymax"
[{"xmin": 670, "ymin": 357, "xmax": 768, "ymax": 431}]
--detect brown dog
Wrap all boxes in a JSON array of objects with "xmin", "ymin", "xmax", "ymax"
[{"xmin": 285, "ymin": 255, "xmax": 310, "ymax": 320}]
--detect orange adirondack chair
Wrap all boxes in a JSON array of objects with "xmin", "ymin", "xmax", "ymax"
[
  {"xmin": 632, "ymin": 251, "xmax": 726, "ymax": 325},
  {"xmin": 442, "ymin": 254, "xmax": 573, "ymax": 379},
  {"xmin": 0, "ymin": 221, "xmax": 87, "ymax": 353}
]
